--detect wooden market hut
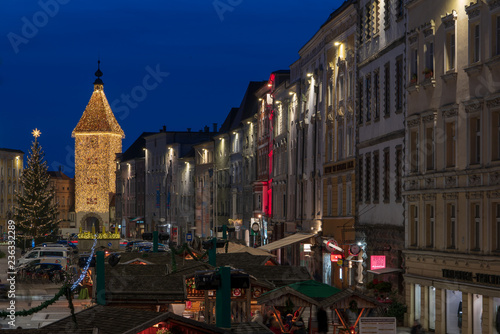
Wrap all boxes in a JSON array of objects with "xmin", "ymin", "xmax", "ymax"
[{"xmin": 257, "ymin": 280, "xmax": 385, "ymax": 334}]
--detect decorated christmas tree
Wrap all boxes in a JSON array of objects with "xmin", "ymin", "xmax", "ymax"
[{"xmin": 14, "ymin": 129, "xmax": 60, "ymax": 242}]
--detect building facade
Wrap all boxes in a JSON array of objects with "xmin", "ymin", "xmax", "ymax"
[
  {"xmin": 48, "ymin": 170, "xmax": 75, "ymax": 229},
  {"xmin": 356, "ymin": 0, "xmax": 406, "ymax": 291},
  {"xmin": 0, "ymin": 148, "xmax": 24, "ymax": 236},
  {"xmin": 73, "ymin": 65, "xmax": 124, "ymax": 232},
  {"xmin": 403, "ymin": 0, "xmax": 500, "ymax": 332}
]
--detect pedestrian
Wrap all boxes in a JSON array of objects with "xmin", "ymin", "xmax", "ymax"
[
  {"xmin": 411, "ymin": 320, "xmax": 423, "ymax": 334},
  {"xmin": 317, "ymin": 306, "xmax": 328, "ymax": 334},
  {"xmin": 252, "ymin": 310, "xmax": 264, "ymax": 324}
]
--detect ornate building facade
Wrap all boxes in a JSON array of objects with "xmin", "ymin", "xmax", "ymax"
[
  {"xmin": 0, "ymin": 148, "xmax": 24, "ymax": 236},
  {"xmin": 73, "ymin": 63, "xmax": 125, "ymax": 232},
  {"xmin": 403, "ymin": 0, "xmax": 500, "ymax": 331}
]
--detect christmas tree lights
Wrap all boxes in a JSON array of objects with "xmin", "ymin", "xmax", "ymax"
[{"xmin": 14, "ymin": 130, "xmax": 61, "ymax": 238}]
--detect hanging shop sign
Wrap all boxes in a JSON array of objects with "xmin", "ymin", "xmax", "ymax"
[
  {"xmin": 370, "ymin": 255, "xmax": 386, "ymax": 270},
  {"xmin": 325, "ymin": 239, "xmax": 343, "ymax": 252},
  {"xmin": 349, "ymin": 244, "xmax": 361, "ymax": 256}
]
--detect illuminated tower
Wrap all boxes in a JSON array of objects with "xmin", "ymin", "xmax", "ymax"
[{"xmin": 72, "ymin": 62, "xmax": 125, "ymax": 232}]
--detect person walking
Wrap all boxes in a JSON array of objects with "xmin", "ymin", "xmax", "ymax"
[{"xmin": 317, "ymin": 306, "xmax": 328, "ymax": 334}]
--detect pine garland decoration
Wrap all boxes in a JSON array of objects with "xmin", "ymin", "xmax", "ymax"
[{"xmin": 14, "ymin": 132, "xmax": 61, "ymax": 239}]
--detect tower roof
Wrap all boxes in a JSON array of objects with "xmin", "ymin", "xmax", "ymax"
[{"xmin": 72, "ymin": 62, "xmax": 125, "ymax": 138}]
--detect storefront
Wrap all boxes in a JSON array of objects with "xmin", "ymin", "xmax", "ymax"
[{"xmin": 404, "ymin": 251, "xmax": 500, "ymax": 333}]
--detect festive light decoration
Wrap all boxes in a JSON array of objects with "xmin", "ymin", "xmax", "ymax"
[
  {"xmin": 14, "ymin": 130, "xmax": 61, "ymax": 238},
  {"xmin": 78, "ymin": 231, "xmax": 120, "ymax": 239},
  {"xmin": 71, "ymin": 234, "xmax": 98, "ymax": 290},
  {"xmin": 72, "ymin": 69, "xmax": 124, "ymax": 229}
]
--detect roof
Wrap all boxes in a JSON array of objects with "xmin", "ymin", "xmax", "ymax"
[
  {"xmin": 219, "ymin": 108, "xmax": 239, "ymax": 133},
  {"xmin": 319, "ymin": 289, "xmax": 385, "ymax": 309},
  {"xmin": 217, "ymin": 242, "xmax": 275, "ymax": 257},
  {"xmin": 47, "ymin": 171, "xmax": 72, "ymax": 180},
  {"xmin": 234, "ymin": 265, "xmax": 312, "ymax": 288},
  {"xmin": 258, "ymin": 233, "xmax": 316, "ymax": 252},
  {"xmin": 215, "ymin": 253, "xmax": 272, "ymax": 267},
  {"xmin": 72, "ymin": 85, "xmax": 125, "ymax": 137},
  {"xmin": 37, "ymin": 305, "xmax": 230, "ymax": 334},
  {"xmin": 238, "ymin": 81, "xmax": 267, "ymax": 122},
  {"xmin": 121, "ymin": 132, "xmax": 156, "ymax": 161},
  {"xmin": 0, "ymin": 148, "xmax": 24, "ymax": 154},
  {"xmin": 40, "ymin": 305, "xmax": 165, "ymax": 334}
]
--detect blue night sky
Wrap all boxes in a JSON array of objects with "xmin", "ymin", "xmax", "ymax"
[{"xmin": 0, "ymin": 0, "xmax": 343, "ymax": 176}]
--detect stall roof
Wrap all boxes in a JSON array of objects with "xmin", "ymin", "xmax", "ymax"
[
  {"xmin": 258, "ymin": 233, "xmax": 316, "ymax": 252},
  {"xmin": 367, "ymin": 268, "xmax": 403, "ymax": 275},
  {"xmin": 258, "ymin": 280, "xmax": 341, "ymax": 307}
]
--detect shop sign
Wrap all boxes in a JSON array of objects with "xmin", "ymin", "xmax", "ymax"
[
  {"xmin": 325, "ymin": 239, "xmax": 343, "ymax": 252},
  {"xmin": 186, "ymin": 301, "xmax": 192, "ymax": 309},
  {"xmin": 371, "ymin": 255, "xmax": 386, "ymax": 270},
  {"xmin": 232, "ymin": 288, "xmax": 242, "ymax": 297},
  {"xmin": 442, "ymin": 269, "xmax": 500, "ymax": 286},
  {"xmin": 330, "ymin": 253, "xmax": 343, "ymax": 262}
]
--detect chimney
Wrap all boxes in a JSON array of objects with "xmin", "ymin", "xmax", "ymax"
[
  {"xmin": 163, "ymin": 125, "xmax": 166, "ymax": 132},
  {"xmin": 204, "ymin": 126, "xmax": 209, "ymax": 133},
  {"xmin": 187, "ymin": 128, "xmax": 191, "ymax": 132},
  {"xmin": 213, "ymin": 123, "xmax": 218, "ymax": 132}
]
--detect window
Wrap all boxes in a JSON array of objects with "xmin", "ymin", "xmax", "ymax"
[
  {"xmin": 347, "ymin": 126, "xmax": 353, "ymax": 157},
  {"xmin": 348, "ymin": 72, "xmax": 353, "ymax": 98},
  {"xmin": 374, "ymin": 71, "xmax": 380, "ymax": 119},
  {"xmin": 470, "ymin": 117, "xmax": 481, "ymax": 164},
  {"xmin": 338, "ymin": 178, "xmax": 343, "ymax": 216},
  {"xmin": 495, "ymin": 16, "xmax": 500, "ymax": 57},
  {"xmin": 384, "ymin": 62, "xmax": 390, "ymax": 116},
  {"xmin": 395, "ymin": 56, "xmax": 402, "ymax": 112},
  {"xmin": 411, "ymin": 48, "xmax": 418, "ymax": 83},
  {"xmin": 327, "ymin": 185, "xmax": 332, "ymax": 216},
  {"xmin": 426, "ymin": 204, "xmax": 435, "ymax": 247},
  {"xmin": 373, "ymin": 151, "xmax": 379, "ymax": 202},
  {"xmin": 338, "ymin": 127, "xmax": 344, "ymax": 160},
  {"xmin": 446, "ymin": 204, "xmax": 457, "ymax": 249},
  {"xmin": 384, "ymin": 0, "xmax": 390, "ymax": 28},
  {"xmin": 471, "ymin": 203, "xmax": 481, "ymax": 250},
  {"xmin": 471, "ymin": 23, "xmax": 480, "ymax": 63},
  {"xmin": 395, "ymin": 146, "xmax": 402, "ymax": 201},
  {"xmin": 410, "ymin": 205, "xmax": 419, "ymax": 246},
  {"xmin": 494, "ymin": 203, "xmax": 500, "ymax": 250},
  {"xmin": 383, "ymin": 149, "xmax": 390, "ymax": 202},
  {"xmin": 358, "ymin": 80, "xmax": 364, "ymax": 124},
  {"xmin": 365, "ymin": 153, "xmax": 371, "ymax": 203},
  {"xmin": 346, "ymin": 179, "xmax": 352, "ymax": 215},
  {"xmin": 366, "ymin": 75, "xmax": 371, "ymax": 122},
  {"xmin": 396, "ymin": 0, "xmax": 404, "ymax": 19},
  {"xmin": 426, "ymin": 126, "xmax": 434, "ymax": 170},
  {"xmin": 410, "ymin": 130, "xmax": 419, "ymax": 172},
  {"xmin": 358, "ymin": 157, "xmax": 364, "ymax": 202},
  {"xmin": 446, "ymin": 32, "xmax": 456, "ymax": 71},
  {"xmin": 492, "ymin": 112, "xmax": 500, "ymax": 161},
  {"xmin": 424, "ymin": 41, "xmax": 434, "ymax": 74},
  {"xmin": 328, "ymin": 82, "xmax": 333, "ymax": 106},
  {"xmin": 328, "ymin": 130, "xmax": 333, "ymax": 162},
  {"xmin": 365, "ymin": 3, "xmax": 372, "ymax": 40},
  {"xmin": 446, "ymin": 122, "xmax": 457, "ymax": 167}
]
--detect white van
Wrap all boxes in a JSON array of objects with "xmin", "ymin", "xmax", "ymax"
[{"xmin": 18, "ymin": 248, "xmax": 68, "ymax": 266}]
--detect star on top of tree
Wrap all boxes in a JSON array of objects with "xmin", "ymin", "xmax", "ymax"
[{"xmin": 32, "ymin": 128, "xmax": 41, "ymax": 138}]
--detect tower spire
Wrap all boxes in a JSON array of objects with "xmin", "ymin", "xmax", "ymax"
[{"xmin": 94, "ymin": 59, "xmax": 104, "ymax": 87}]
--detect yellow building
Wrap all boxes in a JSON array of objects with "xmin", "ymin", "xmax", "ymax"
[
  {"xmin": 404, "ymin": 0, "xmax": 500, "ymax": 332},
  {"xmin": 73, "ymin": 62, "xmax": 124, "ymax": 232},
  {"xmin": 48, "ymin": 170, "xmax": 75, "ymax": 229},
  {"xmin": 0, "ymin": 148, "xmax": 24, "ymax": 236}
]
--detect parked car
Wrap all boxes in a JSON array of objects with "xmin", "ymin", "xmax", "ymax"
[
  {"xmin": 131, "ymin": 242, "xmax": 168, "ymax": 252},
  {"xmin": 125, "ymin": 240, "xmax": 142, "ymax": 252}
]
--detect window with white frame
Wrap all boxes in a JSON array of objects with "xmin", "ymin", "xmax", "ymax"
[
  {"xmin": 446, "ymin": 32, "xmax": 456, "ymax": 71},
  {"xmin": 338, "ymin": 75, "xmax": 344, "ymax": 103},
  {"xmin": 424, "ymin": 41, "xmax": 434, "ymax": 76},
  {"xmin": 471, "ymin": 22, "xmax": 481, "ymax": 63},
  {"xmin": 410, "ymin": 47, "xmax": 418, "ymax": 83}
]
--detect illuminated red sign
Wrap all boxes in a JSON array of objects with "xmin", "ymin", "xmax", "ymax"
[
  {"xmin": 370, "ymin": 255, "xmax": 386, "ymax": 270},
  {"xmin": 330, "ymin": 254, "xmax": 343, "ymax": 262}
]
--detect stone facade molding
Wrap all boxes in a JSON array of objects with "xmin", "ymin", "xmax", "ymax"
[{"xmin": 441, "ymin": 103, "xmax": 459, "ymax": 118}]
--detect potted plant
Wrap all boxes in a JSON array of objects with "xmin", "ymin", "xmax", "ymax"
[
  {"xmin": 410, "ymin": 74, "xmax": 417, "ymax": 84},
  {"xmin": 423, "ymin": 68, "xmax": 433, "ymax": 79}
]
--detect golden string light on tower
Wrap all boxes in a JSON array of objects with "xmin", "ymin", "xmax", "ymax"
[{"xmin": 72, "ymin": 61, "xmax": 124, "ymax": 230}]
